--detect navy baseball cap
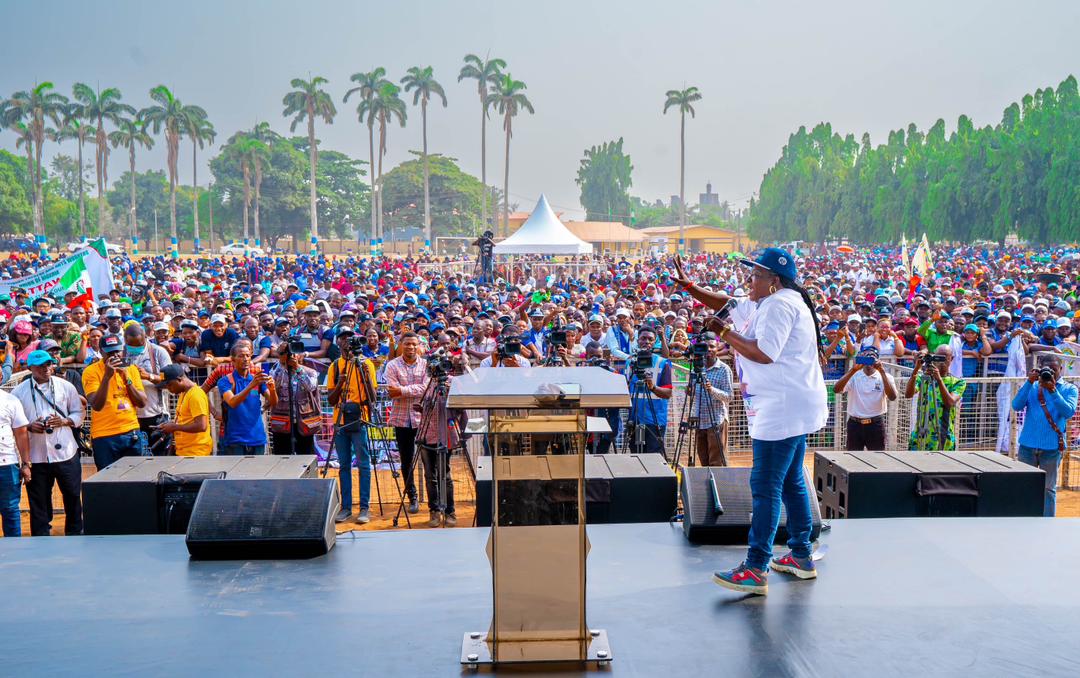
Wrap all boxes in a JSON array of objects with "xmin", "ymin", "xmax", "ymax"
[
  {"xmin": 101, "ymin": 335, "xmax": 124, "ymax": 353},
  {"xmin": 739, "ymin": 247, "xmax": 797, "ymax": 281}
]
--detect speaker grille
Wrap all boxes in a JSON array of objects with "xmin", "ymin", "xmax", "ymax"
[{"xmin": 187, "ymin": 479, "xmax": 334, "ymax": 541}]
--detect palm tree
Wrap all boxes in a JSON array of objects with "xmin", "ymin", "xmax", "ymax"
[
  {"xmin": 485, "ymin": 74, "xmax": 534, "ymax": 236},
  {"xmin": 140, "ymin": 85, "xmax": 190, "ymax": 258},
  {"xmin": 226, "ymin": 134, "xmax": 253, "ymax": 252},
  {"xmin": 54, "ymin": 101, "xmax": 94, "ymax": 239},
  {"xmin": 183, "ymin": 109, "xmax": 213, "ymax": 253},
  {"xmin": 249, "ymin": 122, "xmax": 278, "ymax": 250},
  {"xmin": 5, "ymin": 83, "xmax": 68, "ymax": 254},
  {"xmin": 369, "ymin": 82, "xmax": 407, "ymax": 251},
  {"xmin": 458, "ymin": 54, "xmax": 505, "ymax": 232},
  {"xmin": 282, "ymin": 76, "xmax": 336, "ymax": 255},
  {"xmin": 401, "ymin": 66, "xmax": 447, "ymax": 250},
  {"xmin": 344, "ymin": 67, "xmax": 389, "ymax": 255},
  {"xmin": 109, "ymin": 116, "xmax": 154, "ymax": 254},
  {"xmin": 663, "ymin": 86, "xmax": 702, "ymax": 253},
  {"xmin": 73, "ymin": 83, "xmax": 134, "ymax": 240}
]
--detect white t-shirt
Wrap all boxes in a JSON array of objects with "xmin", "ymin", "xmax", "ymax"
[
  {"xmin": 739, "ymin": 288, "xmax": 828, "ymax": 441},
  {"xmin": 845, "ymin": 369, "xmax": 894, "ymax": 418},
  {"xmin": 0, "ymin": 390, "xmax": 29, "ymax": 466}
]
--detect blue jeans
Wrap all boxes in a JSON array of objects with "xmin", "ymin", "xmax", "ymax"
[
  {"xmin": 1017, "ymin": 445, "xmax": 1060, "ymax": 517},
  {"xmin": 747, "ymin": 435, "xmax": 813, "ymax": 571},
  {"xmin": 221, "ymin": 444, "xmax": 266, "ymax": 456},
  {"xmin": 335, "ymin": 428, "xmax": 371, "ymax": 511},
  {"xmin": 91, "ymin": 429, "xmax": 148, "ymax": 471},
  {"xmin": 0, "ymin": 464, "xmax": 21, "ymax": 537}
]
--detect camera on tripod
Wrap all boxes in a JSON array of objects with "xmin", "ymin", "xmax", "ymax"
[
  {"xmin": 346, "ymin": 334, "xmax": 366, "ymax": 356},
  {"xmin": 631, "ymin": 348, "xmax": 654, "ymax": 378},
  {"xmin": 548, "ymin": 326, "xmax": 567, "ymax": 349},
  {"xmin": 285, "ymin": 338, "xmax": 306, "ymax": 355},
  {"xmin": 690, "ymin": 335, "xmax": 711, "ymax": 372},
  {"xmin": 427, "ymin": 348, "xmax": 454, "ymax": 379}
]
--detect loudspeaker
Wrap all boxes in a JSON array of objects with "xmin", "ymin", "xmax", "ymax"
[
  {"xmin": 680, "ymin": 466, "xmax": 823, "ymax": 545},
  {"xmin": 814, "ymin": 451, "xmax": 1044, "ymax": 519},
  {"xmin": 158, "ymin": 471, "xmax": 226, "ymax": 534},
  {"xmin": 185, "ymin": 479, "xmax": 339, "ymax": 559}
]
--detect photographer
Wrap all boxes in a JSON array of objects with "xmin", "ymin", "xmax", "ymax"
[
  {"xmin": 384, "ymin": 333, "xmax": 426, "ymax": 514},
  {"xmin": 472, "ymin": 230, "xmax": 495, "ymax": 284},
  {"xmin": 1011, "ymin": 354, "xmax": 1078, "ymax": 516},
  {"xmin": 625, "ymin": 327, "xmax": 672, "ymax": 456},
  {"xmin": 156, "ymin": 364, "xmax": 212, "ymax": 457},
  {"xmin": 480, "ymin": 327, "xmax": 530, "ymax": 368},
  {"xmin": 217, "ymin": 342, "xmax": 278, "ymax": 455},
  {"xmin": 674, "ymin": 249, "xmax": 826, "ymax": 594},
  {"xmin": 582, "ymin": 341, "xmax": 622, "ymax": 453},
  {"xmin": 904, "ymin": 346, "xmax": 966, "ymax": 451},
  {"xmin": 834, "ymin": 346, "xmax": 897, "ymax": 451},
  {"xmin": 125, "ymin": 325, "xmax": 173, "ymax": 456},
  {"xmin": 82, "ymin": 334, "xmax": 148, "ymax": 470},
  {"xmin": 326, "ymin": 328, "xmax": 377, "ymax": 524},
  {"xmin": 268, "ymin": 341, "xmax": 321, "ymax": 457},
  {"xmin": 12, "ymin": 350, "xmax": 85, "ymax": 535},
  {"xmin": 689, "ymin": 333, "xmax": 732, "ymax": 466}
]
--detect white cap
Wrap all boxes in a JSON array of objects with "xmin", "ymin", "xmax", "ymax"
[
  {"xmin": 152, "ymin": 321, "xmax": 170, "ymax": 332},
  {"xmin": 210, "ymin": 314, "xmax": 227, "ymax": 324},
  {"xmin": 614, "ymin": 308, "xmax": 632, "ymax": 318},
  {"xmin": 847, "ymin": 314, "xmax": 862, "ymax": 323}
]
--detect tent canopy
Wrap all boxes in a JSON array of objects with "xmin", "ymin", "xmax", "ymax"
[{"xmin": 493, "ymin": 194, "xmax": 594, "ymax": 255}]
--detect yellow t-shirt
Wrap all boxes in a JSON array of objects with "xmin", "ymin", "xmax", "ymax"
[
  {"xmin": 174, "ymin": 387, "xmax": 212, "ymax": 457},
  {"xmin": 82, "ymin": 361, "xmax": 143, "ymax": 439},
  {"xmin": 325, "ymin": 357, "xmax": 377, "ymax": 420}
]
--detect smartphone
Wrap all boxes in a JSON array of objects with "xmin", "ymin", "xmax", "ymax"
[{"xmin": 854, "ymin": 355, "xmax": 875, "ymax": 366}]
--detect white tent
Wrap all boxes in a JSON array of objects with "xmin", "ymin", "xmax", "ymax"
[{"xmin": 493, "ymin": 194, "xmax": 594, "ymax": 255}]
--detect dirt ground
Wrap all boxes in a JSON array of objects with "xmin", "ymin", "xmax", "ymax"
[{"xmin": 15, "ymin": 452, "xmax": 1078, "ymax": 537}]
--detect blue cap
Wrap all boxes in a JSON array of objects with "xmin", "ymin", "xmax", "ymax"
[
  {"xmin": 739, "ymin": 247, "xmax": 798, "ymax": 281},
  {"xmin": 963, "ymin": 323, "xmax": 979, "ymax": 333},
  {"xmin": 26, "ymin": 350, "xmax": 56, "ymax": 367},
  {"xmin": 1021, "ymin": 315, "xmax": 1035, "ymax": 323},
  {"xmin": 825, "ymin": 320, "xmax": 842, "ymax": 331}
]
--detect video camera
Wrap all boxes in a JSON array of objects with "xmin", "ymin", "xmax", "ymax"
[
  {"xmin": 496, "ymin": 335, "xmax": 522, "ymax": 360},
  {"xmin": 548, "ymin": 326, "xmax": 567, "ymax": 348},
  {"xmin": 920, "ymin": 353, "xmax": 947, "ymax": 367},
  {"xmin": 631, "ymin": 348, "xmax": 654, "ymax": 378},
  {"xmin": 690, "ymin": 333, "xmax": 712, "ymax": 372},
  {"xmin": 427, "ymin": 347, "xmax": 454, "ymax": 379},
  {"xmin": 345, "ymin": 334, "xmax": 366, "ymax": 356},
  {"xmin": 285, "ymin": 338, "xmax": 307, "ymax": 355}
]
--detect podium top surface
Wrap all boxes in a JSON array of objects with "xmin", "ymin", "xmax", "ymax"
[{"xmin": 449, "ymin": 366, "xmax": 630, "ymax": 409}]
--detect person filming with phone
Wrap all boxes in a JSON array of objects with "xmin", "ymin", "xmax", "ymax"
[
  {"xmin": 904, "ymin": 345, "xmax": 966, "ymax": 451},
  {"xmin": 833, "ymin": 346, "xmax": 897, "ymax": 451},
  {"xmin": 82, "ymin": 334, "xmax": 148, "ymax": 470},
  {"xmin": 217, "ymin": 342, "xmax": 278, "ymax": 455},
  {"xmin": 1011, "ymin": 354, "xmax": 1078, "ymax": 516}
]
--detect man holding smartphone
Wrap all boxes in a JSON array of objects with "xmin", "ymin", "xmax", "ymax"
[
  {"xmin": 82, "ymin": 334, "xmax": 148, "ymax": 470},
  {"xmin": 218, "ymin": 343, "xmax": 278, "ymax": 455},
  {"xmin": 833, "ymin": 346, "xmax": 897, "ymax": 450}
]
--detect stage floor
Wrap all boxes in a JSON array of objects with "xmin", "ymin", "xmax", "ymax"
[{"xmin": 2, "ymin": 519, "xmax": 1079, "ymax": 677}]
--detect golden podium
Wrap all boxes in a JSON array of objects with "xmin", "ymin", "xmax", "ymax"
[{"xmin": 450, "ymin": 366, "xmax": 630, "ymax": 670}]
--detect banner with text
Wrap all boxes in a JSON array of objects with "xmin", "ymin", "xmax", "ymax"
[{"xmin": 0, "ymin": 240, "xmax": 115, "ymax": 302}]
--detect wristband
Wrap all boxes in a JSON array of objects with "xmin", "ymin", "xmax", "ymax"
[{"xmin": 718, "ymin": 327, "xmax": 730, "ymax": 341}]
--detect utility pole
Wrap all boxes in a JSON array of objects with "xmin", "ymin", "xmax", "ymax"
[
  {"xmin": 208, "ymin": 184, "xmax": 214, "ymax": 254},
  {"xmin": 153, "ymin": 209, "xmax": 159, "ymax": 255}
]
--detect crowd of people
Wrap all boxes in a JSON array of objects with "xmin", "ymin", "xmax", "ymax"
[{"xmin": 0, "ymin": 239, "xmax": 1077, "ymax": 536}]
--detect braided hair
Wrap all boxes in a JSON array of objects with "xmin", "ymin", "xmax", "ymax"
[{"xmin": 779, "ymin": 275, "xmax": 823, "ymax": 357}]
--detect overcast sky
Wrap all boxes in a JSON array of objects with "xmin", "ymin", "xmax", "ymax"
[{"xmin": 3, "ymin": 0, "xmax": 1079, "ymax": 220}]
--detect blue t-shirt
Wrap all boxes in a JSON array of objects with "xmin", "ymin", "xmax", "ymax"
[
  {"xmin": 626, "ymin": 354, "xmax": 673, "ymax": 427},
  {"xmin": 199, "ymin": 328, "xmax": 240, "ymax": 358},
  {"xmin": 218, "ymin": 371, "xmax": 268, "ymax": 446}
]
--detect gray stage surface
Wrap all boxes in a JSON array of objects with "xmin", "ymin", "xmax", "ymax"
[{"xmin": 2, "ymin": 519, "xmax": 1079, "ymax": 677}]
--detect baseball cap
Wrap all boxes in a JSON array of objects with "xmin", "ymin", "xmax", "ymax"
[
  {"xmin": 739, "ymin": 247, "xmax": 797, "ymax": 281},
  {"xmin": 152, "ymin": 321, "xmax": 170, "ymax": 332},
  {"xmin": 38, "ymin": 338, "xmax": 60, "ymax": 351},
  {"xmin": 210, "ymin": 314, "xmax": 227, "ymax": 324},
  {"xmin": 588, "ymin": 314, "xmax": 604, "ymax": 325},
  {"xmin": 847, "ymin": 314, "xmax": 862, "ymax": 323},
  {"xmin": 101, "ymin": 335, "xmax": 124, "ymax": 353},
  {"xmin": 160, "ymin": 364, "xmax": 185, "ymax": 384},
  {"xmin": 963, "ymin": 324, "xmax": 979, "ymax": 333},
  {"xmin": 26, "ymin": 350, "xmax": 56, "ymax": 367},
  {"xmin": 104, "ymin": 308, "xmax": 122, "ymax": 319},
  {"xmin": 615, "ymin": 308, "xmax": 632, "ymax": 318}
]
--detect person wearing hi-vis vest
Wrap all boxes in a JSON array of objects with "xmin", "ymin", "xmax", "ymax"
[{"xmin": 82, "ymin": 332, "xmax": 148, "ymax": 470}]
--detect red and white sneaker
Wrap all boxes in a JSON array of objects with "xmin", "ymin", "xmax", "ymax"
[
  {"xmin": 712, "ymin": 563, "xmax": 768, "ymax": 595},
  {"xmin": 770, "ymin": 551, "xmax": 817, "ymax": 579}
]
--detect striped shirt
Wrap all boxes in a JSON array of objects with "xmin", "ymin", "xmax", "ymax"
[
  {"xmin": 383, "ymin": 356, "xmax": 430, "ymax": 428},
  {"xmin": 692, "ymin": 361, "xmax": 733, "ymax": 429}
]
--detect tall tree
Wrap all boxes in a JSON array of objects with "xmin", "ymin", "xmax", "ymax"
[
  {"xmin": 485, "ymin": 74, "xmax": 534, "ymax": 236},
  {"xmin": 140, "ymin": 85, "xmax": 192, "ymax": 258},
  {"xmin": 282, "ymin": 76, "xmax": 336, "ymax": 254},
  {"xmin": 248, "ymin": 122, "xmax": 278, "ymax": 249},
  {"xmin": 54, "ymin": 100, "xmax": 94, "ymax": 237},
  {"xmin": 401, "ymin": 65, "xmax": 447, "ymax": 250},
  {"xmin": 72, "ymin": 83, "xmax": 134, "ymax": 242},
  {"xmin": 109, "ymin": 116, "xmax": 154, "ymax": 251},
  {"xmin": 344, "ymin": 67, "xmax": 390, "ymax": 254},
  {"xmin": 183, "ymin": 108, "xmax": 213, "ymax": 252},
  {"xmin": 576, "ymin": 138, "xmax": 634, "ymax": 222},
  {"xmin": 663, "ymin": 86, "xmax": 702, "ymax": 253},
  {"xmin": 458, "ymin": 54, "xmax": 506, "ymax": 233},
  {"xmin": 5, "ymin": 82, "xmax": 68, "ymax": 254},
  {"xmin": 369, "ymin": 82, "xmax": 408, "ymax": 249}
]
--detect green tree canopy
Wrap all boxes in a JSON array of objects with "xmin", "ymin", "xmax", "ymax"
[
  {"xmin": 0, "ymin": 149, "xmax": 32, "ymax": 231},
  {"xmin": 576, "ymin": 138, "xmax": 633, "ymax": 223},
  {"xmin": 379, "ymin": 153, "xmax": 482, "ymax": 236},
  {"xmin": 749, "ymin": 75, "xmax": 1080, "ymax": 244}
]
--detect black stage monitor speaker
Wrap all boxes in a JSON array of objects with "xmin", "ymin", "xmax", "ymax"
[
  {"xmin": 681, "ymin": 466, "xmax": 822, "ymax": 545},
  {"xmin": 185, "ymin": 479, "xmax": 339, "ymax": 560}
]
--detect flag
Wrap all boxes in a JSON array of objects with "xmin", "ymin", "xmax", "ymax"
[
  {"xmin": 911, "ymin": 234, "xmax": 932, "ymax": 279},
  {"xmin": 59, "ymin": 258, "xmax": 94, "ymax": 310},
  {"xmin": 901, "ymin": 234, "xmax": 910, "ymax": 277}
]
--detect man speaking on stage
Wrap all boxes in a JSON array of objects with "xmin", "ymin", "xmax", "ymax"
[{"xmin": 673, "ymin": 247, "xmax": 827, "ymax": 596}]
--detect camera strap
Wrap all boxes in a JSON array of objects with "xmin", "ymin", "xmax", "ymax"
[{"xmin": 1036, "ymin": 388, "xmax": 1066, "ymax": 452}]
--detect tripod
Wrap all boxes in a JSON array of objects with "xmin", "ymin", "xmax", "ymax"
[
  {"xmin": 672, "ymin": 366, "xmax": 727, "ymax": 469},
  {"xmin": 321, "ymin": 353, "xmax": 413, "ymax": 528},
  {"xmin": 402, "ymin": 370, "xmax": 457, "ymax": 527},
  {"xmin": 622, "ymin": 367, "xmax": 665, "ymax": 459}
]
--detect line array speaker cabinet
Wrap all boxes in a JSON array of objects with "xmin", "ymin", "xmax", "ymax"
[
  {"xmin": 814, "ymin": 451, "xmax": 1044, "ymax": 519},
  {"xmin": 82, "ymin": 455, "xmax": 317, "ymax": 535},
  {"xmin": 474, "ymin": 453, "xmax": 676, "ymax": 526},
  {"xmin": 185, "ymin": 478, "xmax": 339, "ymax": 560},
  {"xmin": 681, "ymin": 466, "xmax": 823, "ymax": 545}
]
